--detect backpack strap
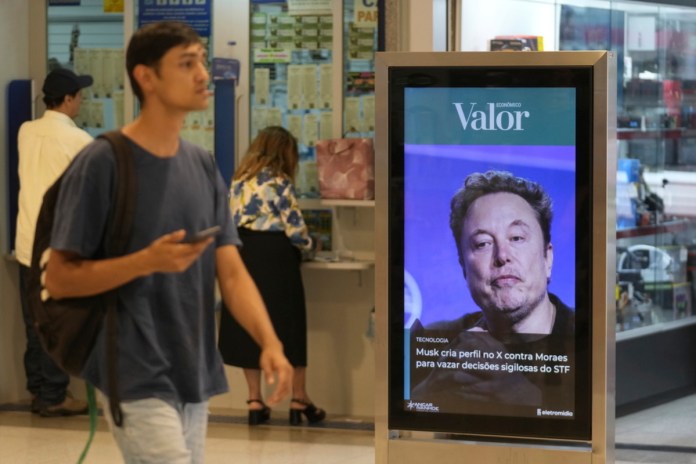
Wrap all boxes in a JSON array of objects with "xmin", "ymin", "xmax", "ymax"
[
  {"xmin": 96, "ymin": 130, "xmax": 136, "ymax": 428},
  {"xmin": 101, "ymin": 131, "xmax": 136, "ymax": 256}
]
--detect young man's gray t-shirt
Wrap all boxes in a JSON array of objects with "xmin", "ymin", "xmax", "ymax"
[{"xmin": 50, "ymin": 136, "xmax": 241, "ymax": 403}]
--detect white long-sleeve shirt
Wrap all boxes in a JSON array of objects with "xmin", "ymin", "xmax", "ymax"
[{"xmin": 14, "ymin": 109, "xmax": 93, "ymax": 266}]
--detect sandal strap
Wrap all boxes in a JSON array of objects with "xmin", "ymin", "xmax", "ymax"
[
  {"xmin": 291, "ymin": 398, "xmax": 310, "ymax": 406},
  {"xmin": 247, "ymin": 399, "xmax": 266, "ymax": 406}
]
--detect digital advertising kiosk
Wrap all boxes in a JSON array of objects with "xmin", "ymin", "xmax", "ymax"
[{"xmin": 374, "ymin": 51, "xmax": 616, "ymax": 463}]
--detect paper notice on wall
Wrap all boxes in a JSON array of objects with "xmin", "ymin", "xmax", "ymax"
[
  {"xmin": 320, "ymin": 111, "xmax": 333, "ymax": 140},
  {"xmin": 88, "ymin": 49, "xmax": 106, "ymax": 98},
  {"xmin": 302, "ymin": 64, "xmax": 319, "ymax": 110},
  {"xmin": 288, "ymin": 114, "xmax": 303, "ymax": 141},
  {"xmin": 254, "ymin": 68, "xmax": 270, "ymax": 105},
  {"xmin": 361, "ymin": 94, "xmax": 375, "ymax": 132},
  {"xmin": 101, "ymin": 50, "xmax": 116, "ymax": 98},
  {"xmin": 288, "ymin": 65, "xmax": 303, "ymax": 110},
  {"xmin": 319, "ymin": 64, "xmax": 333, "ymax": 109},
  {"xmin": 112, "ymin": 90, "xmax": 124, "ymax": 127},
  {"xmin": 73, "ymin": 48, "xmax": 91, "ymax": 98},
  {"xmin": 107, "ymin": 49, "xmax": 125, "ymax": 91},
  {"xmin": 302, "ymin": 113, "xmax": 319, "ymax": 147},
  {"xmin": 344, "ymin": 97, "xmax": 361, "ymax": 133},
  {"xmin": 75, "ymin": 100, "xmax": 89, "ymax": 128},
  {"xmin": 252, "ymin": 107, "xmax": 268, "ymax": 138},
  {"xmin": 90, "ymin": 100, "xmax": 105, "ymax": 128},
  {"xmin": 288, "ymin": 0, "xmax": 331, "ymax": 16},
  {"xmin": 267, "ymin": 107, "xmax": 283, "ymax": 127}
]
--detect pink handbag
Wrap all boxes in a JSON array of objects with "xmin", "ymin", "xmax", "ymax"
[{"xmin": 315, "ymin": 138, "xmax": 375, "ymax": 200}]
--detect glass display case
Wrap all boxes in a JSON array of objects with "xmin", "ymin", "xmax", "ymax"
[
  {"xmin": 520, "ymin": 0, "xmax": 696, "ymax": 335},
  {"xmin": 459, "ymin": 0, "xmax": 696, "ymax": 411},
  {"xmin": 605, "ymin": 2, "xmax": 696, "ymax": 334}
]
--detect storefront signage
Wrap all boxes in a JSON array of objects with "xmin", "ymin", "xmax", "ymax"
[
  {"xmin": 253, "ymin": 48, "xmax": 292, "ymax": 64},
  {"xmin": 354, "ymin": 0, "xmax": 377, "ymax": 28},
  {"xmin": 138, "ymin": 0, "xmax": 211, "ymax": 38},
  {"xmin": 103, "ymin": 0, "xmax": 123, "ymax": 12}
]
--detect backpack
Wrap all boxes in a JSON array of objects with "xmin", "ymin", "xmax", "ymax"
[{"xmin": 26, "ymin": 130, "xmax": 136, "ymax": 427}]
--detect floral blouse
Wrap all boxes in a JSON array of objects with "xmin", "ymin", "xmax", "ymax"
[{"xmin": 230, "ymin": 168, "xmax": 312, "ymax": 251}]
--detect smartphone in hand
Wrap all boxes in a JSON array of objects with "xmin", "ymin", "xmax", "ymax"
[{"xmin": 182, "ymin": 225, "xmax": 222, "ymax": 243}]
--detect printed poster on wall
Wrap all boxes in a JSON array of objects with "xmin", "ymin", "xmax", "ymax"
[{"xmin": 354, "ymin": 0, "xmax": 378, "ymax": 28}]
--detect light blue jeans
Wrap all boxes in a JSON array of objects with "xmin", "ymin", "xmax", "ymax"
[{"xmin": 102, "ymin": 395, "xmax": 209, "ymax": 464}]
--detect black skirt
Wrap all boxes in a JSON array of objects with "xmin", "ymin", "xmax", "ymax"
[{"xmin": 218, "ymin": 228, "xmax": 307, "ymax": 368}]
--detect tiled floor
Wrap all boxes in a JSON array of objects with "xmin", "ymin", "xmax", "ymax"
[
  {"xmin": 615, "ymin": 394, "xmax": 696, "ymax": 464},
  {"xmin": 0, "ymin": 405, "xmax": 375, "ymax": 464},
  {"xmin": 2, "ymin": 396, "xmax": 696, "ymax": 463}
]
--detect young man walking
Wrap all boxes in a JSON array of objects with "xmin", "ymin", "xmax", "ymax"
[
  {"xmin": 15, "ymin": 68, "xmax": 93, "ymax": 417},
  {"xmin": 44, "ymin": 21, "xmax": 292, "ymax": 463}
]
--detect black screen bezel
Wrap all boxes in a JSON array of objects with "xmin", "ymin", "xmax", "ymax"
[{"xmin": 387, "ymin": 65, "xmax": 594, "ymax": 442}]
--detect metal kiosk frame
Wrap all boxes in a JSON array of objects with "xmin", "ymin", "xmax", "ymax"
[{"xmin": 374, "ymin": 51, "xmax": 616, "ymax": 464}]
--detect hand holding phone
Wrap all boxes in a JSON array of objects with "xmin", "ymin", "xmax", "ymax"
[{"xmin": 182, "ymin": 225, "xmax": 222, "ymax": 244}]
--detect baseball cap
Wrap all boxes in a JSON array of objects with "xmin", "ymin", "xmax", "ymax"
[{"xmin": 42, "ymin": 68, "xmax": 93, "ymax": 98}]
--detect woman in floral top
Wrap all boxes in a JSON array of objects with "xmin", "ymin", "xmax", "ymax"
[{"xmin": 218, "ymin": 126, "xmax": 325, "ymax": 426}]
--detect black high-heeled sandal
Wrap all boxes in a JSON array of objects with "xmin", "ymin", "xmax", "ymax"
[
  {"xmin": 247, "ymin": 399, "xmax": 271, "ymax": 425},
  {"xmin": 289, "ymin": 398, "xmax": 326, "ymax": 425}
]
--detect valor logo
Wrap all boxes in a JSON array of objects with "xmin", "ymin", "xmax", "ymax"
[{"xmin": 453, "ymin": 102, "xmax": 530, "ymax": 131}]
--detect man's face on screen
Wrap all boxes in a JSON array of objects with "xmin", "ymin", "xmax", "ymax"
[{"xmin": 459, "ymin": 192, "xmax": 553, "ymax": 327}]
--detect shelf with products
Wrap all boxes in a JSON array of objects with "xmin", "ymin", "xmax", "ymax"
[
  {"xmin": 617, "ymin": 128, "xmax": 695, "ymax": 141},
  {"xmin": 553, "ymin": 0, "xmax": 696, "ymax": 414}
]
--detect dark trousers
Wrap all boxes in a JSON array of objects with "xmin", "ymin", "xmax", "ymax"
[{"xmin": 19, "ymin": 264, "xmax": 69, "ymax": 407}]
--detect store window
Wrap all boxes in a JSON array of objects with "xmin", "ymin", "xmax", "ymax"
[
  {"xmin": 248, "ymin": 1, "xmax": 334, "ymax": 198},
  {"xmin": 461, "ymin": 0, "xmax": 696, "ymax": 335},
  {"xmin": 48, "ymin": 0, "xmax": 125, "ymax": 135},
  {"xmin": 247, "ymin": 1, "xmax": 380, "ymax": 198}
]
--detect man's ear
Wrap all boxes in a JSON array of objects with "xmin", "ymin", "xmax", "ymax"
[
  {"xmin": 545, "ymin": 242, "xmax": 554, "ymax": 280},
  {"xmin": 459, "ymin": 255, "xmax": 467, "ymax": 279},
  {"xmin": 133, "ymin": 64, "xmax": 154, "ymax": 94}
]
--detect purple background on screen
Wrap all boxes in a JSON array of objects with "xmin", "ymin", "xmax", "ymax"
[{"xmin": 404, "ymin": 144, "xmax": 576, "ymax": 327}]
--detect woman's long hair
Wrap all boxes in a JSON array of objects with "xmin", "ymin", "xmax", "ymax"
[{"xmin": 234, "ymin": 126, "xmax": 299, "ymax": 182}]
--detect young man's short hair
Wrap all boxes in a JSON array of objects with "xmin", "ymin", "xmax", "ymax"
[{"xmin": 126, "ymin": 21, "xmax": 203, "ymax": 104}]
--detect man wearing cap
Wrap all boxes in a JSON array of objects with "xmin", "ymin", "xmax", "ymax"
[{"xmin": 15, "ymin": 68, "xmax": 93, "ymax": 417}]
